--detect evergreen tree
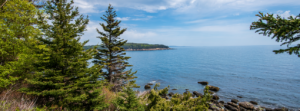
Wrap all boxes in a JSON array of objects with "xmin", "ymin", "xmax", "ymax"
[
  {"xmin": 113, "ymin": 87, "xmax": 145, "ymax": 111},
  {"xmin": 0, "ymin": 0, "xmax": 41, "ymax": 88},
  {"xmin": 20, "ymin": 0, "xmax": 108, "ymax": 110},
  {"xmin": 93, "ymin": 4, "xmax": 138, "ymax": 91},
  {"xmin": 251, "ymin": 12, "xmax": 300, "ymax": 57}
]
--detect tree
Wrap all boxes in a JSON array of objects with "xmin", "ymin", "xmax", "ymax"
[
  {"xmin": 93, "ymin": 4, "xmax": 138, "ymax": 92},
  {"xmin": 0, "ymin": 0, "xmax": 41, "ymax": 88},
  {"xmin": 250, "ymin": 12, "xmax": 300, "ymax": 57},
  {"xmin": 20, "ymin": 0, "xmax": 108, "ymax": 110}
]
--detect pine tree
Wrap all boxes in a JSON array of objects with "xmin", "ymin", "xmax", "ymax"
[
  {"xmin": 0, "ymin": 0, "xmax": 41, "ymax": 88},
  {"xmin": 251, "ymin": 12, "xmax": 300, "ymax": 57},
  {"xmin": 20, "ymin": 0, "xmax": 108, "ymax": 110},
  {"xmin": 93, "ymin": 4, "xmax": 138, "ymax": 91}
]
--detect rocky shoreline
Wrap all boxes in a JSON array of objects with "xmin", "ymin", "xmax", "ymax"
[
  {"xmin": 125, "ymin": 48, "xmax": 172, "ymax": 51},
  {"xmin": 144, "ymin": 81, "xmax": 297, "ymax": 111}
]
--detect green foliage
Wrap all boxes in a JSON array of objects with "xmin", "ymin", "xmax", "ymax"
[
  {"xmin": 0, "ymin": 0, "xmax": 41, "ymax": 88},
  {"xmin": 83, "ymin": 43, "xmax": 169, "ymax": 50},
  {"xmin": 250, "ymin": 12, "xmax": 300, "ymax": 57},
  {"xmin": 113, "ymin": 87, "xmax": 145, "ymax": 111},
  {"xmin": 93, "ymin": 4, "xmax": 138, "ymax": 91},
  {"xmin": 20, "ymin": 0, "xmax": 108, "ymax": 110},
  {"xmin": 123, "ymin": 43, "xmax": 169, "ymax": 49},
  {"xmin": 145, "ymin": 84, "xmax": 211, "ymax": 111}
]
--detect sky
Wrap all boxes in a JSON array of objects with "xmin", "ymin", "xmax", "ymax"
[{"xmin": 72, "ymin": 0, "xmax": 300, "ymax": 46}]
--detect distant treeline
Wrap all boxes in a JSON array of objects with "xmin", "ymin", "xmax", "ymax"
[{"xmin": 83, "ymin": 43, "xmax": 169, "ymax": 50}]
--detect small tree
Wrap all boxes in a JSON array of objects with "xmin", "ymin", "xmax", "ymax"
[
  {"xmin": 93, "ymin": 4, "xmax": 138, "ymax": 91},
  {"xmin": 250, "ymin": 12, "xmax": 300, "ymax": 57},
  {"xmin": 20, "ymin": 0, "xmax": 108, "ymax": 110},
  {"xmin": 0, "ymin": 0, "xmax": 41, "ymax": 88}
]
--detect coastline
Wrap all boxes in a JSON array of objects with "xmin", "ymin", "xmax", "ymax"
[{"xmin": 125, "ymin": 48, "xmax": 172, "ymax": 51}]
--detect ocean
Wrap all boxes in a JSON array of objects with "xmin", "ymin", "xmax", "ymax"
[{"xmin": 88, "ymin": 45, "xmax": 300, "ymax": 110}]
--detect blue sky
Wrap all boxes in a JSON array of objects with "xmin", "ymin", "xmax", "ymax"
[{"xmin": 73, "ymin": 0, "xmax": 300, "ymax": 46}]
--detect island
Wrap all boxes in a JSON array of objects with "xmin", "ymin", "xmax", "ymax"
[{"xmin": 83, "ymin": 43, "xmax": 171, "ymax": 51}]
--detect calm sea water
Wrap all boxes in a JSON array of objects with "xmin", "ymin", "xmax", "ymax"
[{"xmin": 88, "ymin": 45, "xmax": 300, "ymax": 110}]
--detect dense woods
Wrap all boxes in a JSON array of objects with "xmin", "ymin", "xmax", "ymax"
[{"xmin": 83, "ymin": 43, "xmax": 169, "ymax": 50}]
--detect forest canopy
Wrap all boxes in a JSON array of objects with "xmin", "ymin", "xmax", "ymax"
[{"xmin": 83, "ymin": 43, "xmax": 169, "ymax": 50}]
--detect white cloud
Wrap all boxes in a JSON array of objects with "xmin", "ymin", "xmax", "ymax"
[
  {"xmin": 132, "ymin": 16, "xmax": 153, "ymax": 21},
  {"xmin": 74, "ymin": 0, "xmax": 103, "ymax": 13},
  {"xmin": 122, "ymin": 30, "xmax": 157, "ymax": 39},
  {"xmin": 276, "ymin": 10, "xmax": 295, "ymax": 19},
  {"xmin": 115, "ymin": 17, "xmax": 130, "ymax": 21}
]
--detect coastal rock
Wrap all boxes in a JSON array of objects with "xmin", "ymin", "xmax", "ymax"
[
  {"xmin": 207, "ymin": 85, "xmax": 220, "ymax": 91},
  {"xmin": 237, "ymin": 96, "xmax": 243, "ymax": 98},
  {"xmin": 209, "ymin": 103, "xmax": 221, "ymax": 111},
  {"xmin": 231, "ymin": 99, "xmax": 239, "ymax": 104},
  {"xmin": 172, "ymin": 89, "xmax": 177, "ymax": 90},
  {"xmin": 168, "ymin": 92, "xmax": 174, "ymax": 97},
  {"xmin": 147, "ymin": 83, "xmax": 153, "ymax": 85},
  {"xmin": 240, "ymin": 107, "xmax": 247, "ymax": 111},
  {"xmin": 212, "ymin": 95, "xmax": 220, "ymax": 100},
  {"xmin": 183, "ymin": 91, "xmax": 190, "ymax": 95},
  {"xmin": 198, "ymin": 81, "xmax": 208, "ymax": 85},
  {"xmin": 265, "ymin": 108, "xmax": 273, "ymax": 111},
  {"xmin": 144, "ymin": 85, "xmax": 151, "ymax": 89},
  {"xmin": 219, "ymin": 101, "xmax": 225, "ymax": 104},
  {"xmin": 192, "ymin": 91, "xmax": 203, "ymax": 97},
  {"xmin": 209, "ymin": 91, "xmax": 215, "ymax": 95},
  {"xmin": 273, "ymin": 107, "xmax": 288, "ymax": 111},
  {"xmin": 250, "ymin": 101, "xmax": 258, "ymax": 105},
  {"xmin": 227, "ymin": 102, "xmax": 239, "ymax": 108},
  {"xmin": 224, "ymin": 104, "xmax": 239, "ymax": 111},
  {"xmin": 238, "ymin": 102, "xmax": 254, "ymax": 110}
]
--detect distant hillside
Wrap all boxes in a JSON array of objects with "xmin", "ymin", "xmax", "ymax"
[{"xmin": 83, "ymin": 43, "xmax": 169, "ymax": 50}]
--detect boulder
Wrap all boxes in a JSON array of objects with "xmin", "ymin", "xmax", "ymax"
[
  {"xmin": 240, "ymin": 107, "xmax": 247, "ymax": 111},
  {"xmin": 265, "ymin": 108, "xmax": 273, "ymax": 111},
  {"xmin": 250, "ymin": 101, "xmax": 258, "ymax": 105},
  {"xmin": 212, "ymin": 95, "xmax": 219, "ymax": 100},
  {"xmin": 273, "ymin": 107, "xmax": 288, "ymax": 111},
  {"xmin": 231, "ymin": 99, "xmax": 239, "ymax": 104},
  {"xmin": 192, "ymin": 94, "xmax": 195, "ymax": 97},
  {"xmin": 238, "ymin": 102, "xmax": 254, "ymax": 110},
  {"xmin": 183, "ymin": 91, "xmax": 190, "ymax": 95},
  {"xmin": 207, "ymin": 85, "xmax": 220, "ymax": 91},
  {"xmin": 219, "ymin": 101, "xmax": 225, "ymax": 104},
  {"xmin": 209, "ymin": 91, "xmax": 215, "ymax": 95},
  {"xmin": 227, "ymin": 102, "xmax": 238, "ymax": 108},
  {"xmin": 172, "ymin": 89, "xmax": 177, "ymax": 90},
  {"xmin": 144, "ymin": 85, "xmax": 151, "ymax": 89},
  {"xmin": 237, "ymin": 96, "xmax": 243, "ymax": 98},
  {"xmin": 224, "ymin": 104, "xmax": 239, "ymax": 111},
  {"xmin": 168, "ymin": 92, "xmax": 174, "ymax": 97},
  {"xmin": 147, "ymin": 83, "xmax": 153, "ymax": 85},
  {"xmin": 192, "ymin": 91, "xmax": 203, "ymax": 97},
  {"xmin": 209, "ymin": 103, "xmax": 221, "ymax": 111},
  {"xmin": 198, "ymin": 81, "xmax": 208, "ymax": 85}
]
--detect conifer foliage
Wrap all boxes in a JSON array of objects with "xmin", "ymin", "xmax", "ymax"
[
  {"xmin": 21, "ymin": 0, "xmax": 108, "ymax": 110},
  {"xmin": 0, "ymin": 0, "xmax": 40, "ymax": 88},
  {"xmin": 93, "ymin": 4, "xmax": 138, "ymax": 91},
  {"xmin": 251, "ymin": 12, "xmax": 300, "ymax": 57}
]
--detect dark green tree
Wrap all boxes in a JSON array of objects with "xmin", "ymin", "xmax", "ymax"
[
  {"xmin": 251, "ymin": 12, "xmax": 300, "ymax": 57},
  {"xmin": 93, "ymin": 4, "xmax": 138, "ymax": 92},
  {"xmin": 20, "ymin": 0, "xmax": 108, "ymax": 110}
]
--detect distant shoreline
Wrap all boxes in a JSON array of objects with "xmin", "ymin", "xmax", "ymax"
[{"xmin": 125, "ymin": 48, "xmax": 172, "ymax": 51}]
